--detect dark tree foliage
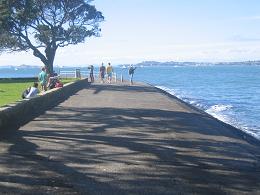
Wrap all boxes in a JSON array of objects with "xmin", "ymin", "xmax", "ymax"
[{"xmin": 0, "ymin": 0, "xmax": 104, "ymax": 73}]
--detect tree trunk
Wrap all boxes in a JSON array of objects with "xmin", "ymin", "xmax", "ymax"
[
  {"xmin": 32, "ymin": 44, "xmax": 56, "ymax": 75},
  {"xmin": 45, "ymin": 61, "xmax": 54, "ymax": 75},
  {"xmin": 44, "ymin": 45, "xmax": 57, "ymax": 75}
]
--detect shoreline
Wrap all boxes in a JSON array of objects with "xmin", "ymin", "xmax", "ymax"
[{"xmin": 151, "ymin": 83, "xmax": 260, "ymax": 146}]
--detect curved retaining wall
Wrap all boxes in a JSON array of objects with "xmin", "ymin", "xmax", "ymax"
[{"xmin": 0, "ymin": 78, "xmax": 89, "ymax": 131}]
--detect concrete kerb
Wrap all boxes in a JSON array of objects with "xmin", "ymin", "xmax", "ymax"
[{"xmin": 0, "ymin": 78, "xmax": 89, "ymax": 131}]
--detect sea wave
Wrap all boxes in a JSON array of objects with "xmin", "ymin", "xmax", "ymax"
[
  {"xmin": 155, "ymin": 85, "xmax": 260, "ymax": 140},
  {"xmin": 157, "ymin": 85, "xmax": 233, "ymax": 120},
  {"xmin": 155, "ymin": 85, "xmax": 177, "ymax": 96},
  {"xmin": 206, "ymin": 104, "xmax": 233, "ymax": 113},
  {"xmin": 205, "ymin": 104, "xmax": 233, "ymax": 124}
]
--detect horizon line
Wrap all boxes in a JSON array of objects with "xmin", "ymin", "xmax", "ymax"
[{"xmin": 1, "ymin": 60, "xmax": 260, "ymax": 67}]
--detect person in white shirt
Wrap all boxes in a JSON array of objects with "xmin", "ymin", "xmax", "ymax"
[{"xmin": 26, "ymin": 82, "xmax": 40, "ymax": 98}]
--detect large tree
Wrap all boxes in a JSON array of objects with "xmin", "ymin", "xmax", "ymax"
[{"xmin": 0, "ymin": 0, "xmax": 104, "ymax": 73}]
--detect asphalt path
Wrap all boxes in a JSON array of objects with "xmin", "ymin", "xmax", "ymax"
[{"xmin": 0, "ymin": 83, "xmax": 260, "ymax": 194}]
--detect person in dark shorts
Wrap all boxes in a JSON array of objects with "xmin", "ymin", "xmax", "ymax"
[
  {"xmin": 99, "ymin": 63, "xmax": 106, "ymax": 83},
  {"xmin": 88, "ymin": 65, "xmax": 94, "ymax": 83}
]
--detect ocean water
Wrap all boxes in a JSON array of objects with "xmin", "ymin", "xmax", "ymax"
[{"xmin": 1, "ymin": 64, "xmax": 260, "ymax": 140}]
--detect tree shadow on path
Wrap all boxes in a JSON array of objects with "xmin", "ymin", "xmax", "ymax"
[{"xmin": 1, "ymin": 105, "xmax": 259, "ymax": 194}]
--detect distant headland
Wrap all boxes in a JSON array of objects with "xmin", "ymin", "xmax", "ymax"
[{"xmin": 1, "ymin": 60, "xmax": 260, "ymax": 69}]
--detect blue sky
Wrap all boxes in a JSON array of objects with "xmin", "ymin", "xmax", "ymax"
[{"xmin": 1, "ymin": 0, "xmax": 260, "ymax": 66}]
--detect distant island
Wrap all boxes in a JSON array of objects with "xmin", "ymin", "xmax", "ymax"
[
  {"xmin": 1, "ymin": 60, "xmax": 260, "ymax": 69},
  {"xmin": 130, "ymin": 60, "xmax": 260, "ymax": 67},
  {"xmin": 0, "ymin": 64, "xmax": 41, "ymax": 69}
]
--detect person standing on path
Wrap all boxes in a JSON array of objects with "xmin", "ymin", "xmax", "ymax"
[
  {"xmin": 88, "ymin": 65, "xmax": 94, "ymax": 83},
  {"xmin": 129, "ymin": 65, "xmax": 137, "ymax": 85},
  {"xmin": 106, "ymin": 62, "xmax": 113, "ymax": 83},
  {"xmin": 99, "ymin": 63, "xmax": 106, "ymax": 83},
  {"xmin": 38, "ymin": 67, "xmax": 47, "ymax": 91}
]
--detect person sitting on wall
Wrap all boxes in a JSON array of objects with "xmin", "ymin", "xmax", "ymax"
[
  {"xmin": 55, "ymin": 80, "xmax": 63, "ymax": 88},
  {"xmin": 22, "ymin": 86, "xmax": 31, "ymax": 99},
  {"xmin": 47, "ymin": 72, "xmax": 60, "ymax": 89},
  {"xmin": 26, "ymin": 82, "xmax": 40, "ymax": 98}
]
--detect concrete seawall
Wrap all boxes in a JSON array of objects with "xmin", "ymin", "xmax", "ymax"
[{"xmin": 0, "ymin": 78, "xmax": 89, "ymax": 130}]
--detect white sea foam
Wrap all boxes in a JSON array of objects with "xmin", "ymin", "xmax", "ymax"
[
  {"xmin": 205, "ymin": 104, "xmax": 232, "ymax": 121},
  {"xmin": 206, "ymin": 104, "xmax": 233, "ymax": 113},
  {"xmin": 189, "ymin": 100, "xmax": 196, "ymax": 104},
  {"xmin": 205, "ymin": 104, "xmax": 260, "ymax": 140},
  {"xmin": 156, "ymin": 86, "xmax": 177, "ymax": 96}
]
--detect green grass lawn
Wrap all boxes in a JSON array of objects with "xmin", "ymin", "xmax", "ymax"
[{"xmin": 0, "ymin": 78, "xmax": 78, "ymax": 107}]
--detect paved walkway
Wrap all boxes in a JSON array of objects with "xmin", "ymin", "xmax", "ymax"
[{"xmin": 0, "ymin": 83, "xmax": 260, "ymax": 194}]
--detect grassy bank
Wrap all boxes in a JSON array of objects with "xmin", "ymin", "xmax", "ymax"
[{"xmin": 0, "ymin": 78, "xmax": 77, "ymax": 107}]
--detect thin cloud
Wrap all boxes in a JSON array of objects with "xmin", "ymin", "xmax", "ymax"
[
  {"xmin": 239, "ymin": 15, "xmax": 260, "ymax": 21},
  {"xmin": 229, "ymin": 35, "xmax": 260, "ymax": 42}
]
